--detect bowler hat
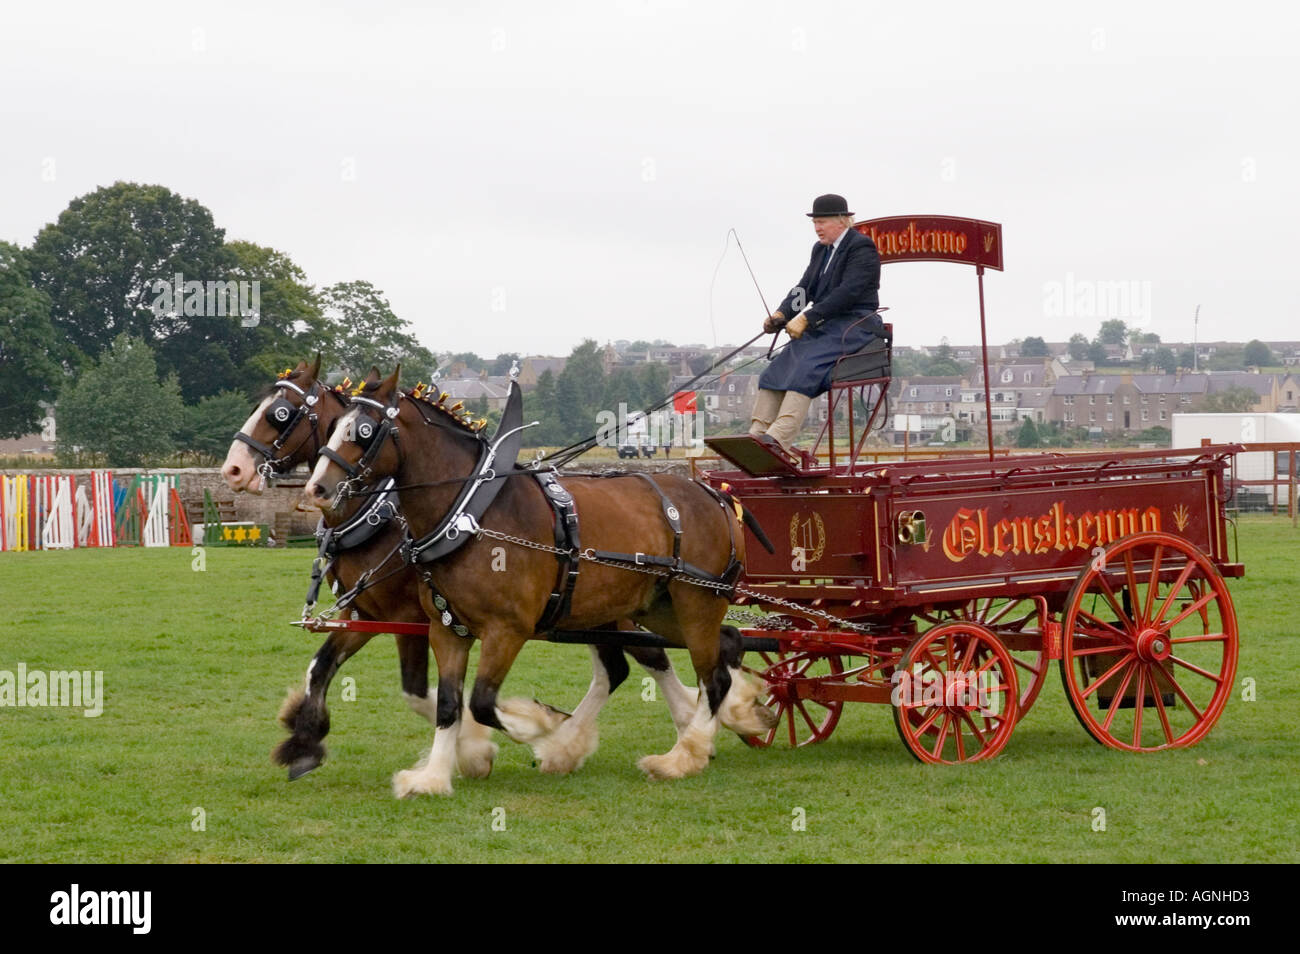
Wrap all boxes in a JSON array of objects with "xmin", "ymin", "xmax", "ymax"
[{"xmin": 807, "ymin": 194, "xmax": 853, "ymax": 217}]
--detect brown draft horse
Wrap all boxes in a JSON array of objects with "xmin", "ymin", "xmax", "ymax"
[
  {"xmin": 223, "ymin": 358, "xmax": 742, "ymax": 784},
  {"xmin": 304, "ymin": 367, "xmax": 774, "ymax": 796}
]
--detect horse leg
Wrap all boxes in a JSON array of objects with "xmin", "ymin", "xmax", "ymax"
[
  {"xmin": 273, "ymin": 630, "xmax": 374, "ymax": 780},
  {"xmin": 715, "ymin": 625, "xmax": 779, "ymax": 736},
  {"xmin": 625, "ymin": 646, "xmax": 698, "ymax": 734},
  {"xmin": 395, "ymin": 633, "xmax": 436, "ymax": 723},
  {"xmin": 392, "ymin": 627, "xmax": 470, "ymax": 798},
  {"xmin": 526, "ymin": 643, "xmax": 627, "ymax": 774},
  {"xmin": 636, "ymin": 589, "xmax": 731, "ymax": 780},
  {"xmin": 466, "ymin": 628, "xmax": 575, "ymax": 755}
]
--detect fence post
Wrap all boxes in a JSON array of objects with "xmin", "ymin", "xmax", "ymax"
[{"xmin": 1284, "ymin": 447, "xmax": 1294, "ymax": 530}]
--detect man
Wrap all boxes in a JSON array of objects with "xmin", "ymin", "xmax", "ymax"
[{"xmin": 750, "ymin": 194, "xmax": 882, "ymax": 452}]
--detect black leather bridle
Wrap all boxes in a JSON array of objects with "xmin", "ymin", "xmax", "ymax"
[
  {"xmin": 318, "ymin": 392, "xmax": 403, "ymax": 501},
  {"xmin": 232, "ymin": 378, "xmax": 327, "ymax": 481}
]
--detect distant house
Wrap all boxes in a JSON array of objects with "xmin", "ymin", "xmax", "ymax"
[
  {"xmin": 1050, "ymin": 372, "xmax": 1208, "ymax": 433},
  {"xmin": 516, "ymin": 356, "xmax": 567, "ymax": 389}
]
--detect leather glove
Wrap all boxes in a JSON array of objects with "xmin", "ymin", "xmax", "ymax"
[
  {"xmin": 763, "ymin": 312, "xmax": 786, "ymax": 334},
  {"xmin": 786, "ymin": 313, "xmax": 809, "ymax": 339}
]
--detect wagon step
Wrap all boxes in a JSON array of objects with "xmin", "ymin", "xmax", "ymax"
[{"xmin": 705, "ymin": 434, "xmax": 810, "ymax": 476}]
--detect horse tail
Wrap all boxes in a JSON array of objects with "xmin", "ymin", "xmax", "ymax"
[{"xmin": 717, "ymin": 488, "xmax": 775, "ymax": 555}]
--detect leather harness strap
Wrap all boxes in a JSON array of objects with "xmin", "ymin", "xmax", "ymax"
[{"xmin": 533, "ymin": 470, "xmax": 581, "ymax": 634}]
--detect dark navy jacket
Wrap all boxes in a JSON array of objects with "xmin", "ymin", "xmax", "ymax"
[
  {"xmin": 775, "ymin": 227, "xmax": 880, "ymax": 328},
  {"xmin": 761, "ymin": 229, "xmax": 883, "ymax": 397}
]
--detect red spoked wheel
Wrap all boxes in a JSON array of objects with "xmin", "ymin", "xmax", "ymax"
[
  {"xmin": 1060, "ymin": 531, "xmax": 1238, "ymax": 752},
  {"xmin": 919, "ymin": 597, "xmax": 1050, "ymax": 722},
  {"xmin": 892, "ymin": 622, "xmax": 1020, "ymax": 764},
  {"xmin": 741, "ymin": 650, "xmax": 846, "ymax": 748}
]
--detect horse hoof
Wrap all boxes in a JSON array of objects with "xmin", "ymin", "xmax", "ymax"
[
  {"xmin": 287, "ymin": 755, "xmax": 321, "ymax": 781},
  {"xmin": 536, "ymin": 722, "xmax": 599, "ymax": 775},
  {"xmin": 392, "ymin": 768, "xmax": 453, "ymax": 798},
  {"xmin": 637, "ymin": 753, "xmax": 679, "ymax": 780},
  {"xmin": 456, "ymin": 739, "xmax": 499, "ymax": 779}
]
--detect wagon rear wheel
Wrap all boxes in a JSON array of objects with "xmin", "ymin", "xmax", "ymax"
[
  {"xmin": 918, "ymin": 598, "xmax": 1050, "ymax": 721},
  {"xmin": 1060, "ymin": 531, "xmax": 1238, "ymax": 752},
  {"xmin": 892, "ymin": 622, "xmax": 1019, "ymax": 764},
  {"xmin": 741, "ymin": 650, "xmax": 845, "ymax": 748}
]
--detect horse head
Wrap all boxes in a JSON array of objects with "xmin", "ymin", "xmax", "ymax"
[
  {"xmin": 222, "ymin": 354, "xmax": 349, "ymax": 493},
  {"xmin": 303, "ymin": 365, "xmax": 406, "ymax": 514}
]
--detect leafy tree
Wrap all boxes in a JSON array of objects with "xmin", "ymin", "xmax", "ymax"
[
  {"xmin": 1015, "ymin": 417, "xmax": 1041, "ymax": 447},
  {"xmin": 1152, "ymin": 347, "xmax": 1178, "ymax": 375},
  {"xmin": 1178, "ymin": 347, "xmax": 1196, "ymax": 370},
  {"xmin": 224, "ymin": 241, "xmax": 323, "ymax": 388},
  {"xmin": 450, "ymin": 352, "xmax": 486, "ymax": 372},
  {"xmin": 1087, "ymin": 340, "xmax": 1108, "ymax": 364},
  {"xmin": 638, "ymin": 363, "xmax": 670, "ymax": 407},
  {"xmin": 1067, "ymin": 333, "xmax": 1090, "ymax": 361},
  {"xmin": 923, "ymin": 343, "xmax": 967, "ymax": 376},
  {"xmin": 174, "ymin": 390, "xmax": 251, "ymax": 464},
  {"xmin": 527, "ymin": 368, "xmax": 560, "ymax": 445},
  {"xmin": 1207, "ymin": 347, "xmax": 1246, "ymax": 371},
  {"xmin": 316, "ymin": 280, "xmax": 436, "ymax": 381},
  {"xmin": 1243, "ymin": 339, "xmax": 1274, "ymax": 367},
  {"xmin": 1203, "ymin": 386, "xmax": 1259, "ymax": 413},
  {"xmin": 1097, "ymin": 319, "xmax": 1128, "ymax": 345},
  {"xmin": 627, "ymin": 340, "xmax": 652, "ymax": 353},
  {"xmin": 554, "ymin": 340, "xmax": 607, "ymax": 442},
  {"xmin": 28, "ymin": 182, "xmax": 233, "ymax": 372},
  {"xmin": 1020, "ymin": 336, "xmax": 1048, "ymax": 357},
  {"xmin": 0, "ymin": 242, "xmax": 63, "ymax": 438},
  {"xmin": 56, "ymin": 335, "xmax": 183, "ymax": 466}
]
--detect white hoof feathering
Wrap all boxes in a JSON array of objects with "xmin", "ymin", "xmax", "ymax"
[
  {"xmin": 718, "ymin": 668, "xmax": 778, "ymax": 735},
  {"xmin": 496, "ymin": 697, "xmax": 569, "ymax": 743},
  {"xmin": 404, "ymin": 691, "xmax": 438, "ymax": 724},
  {"xmin": 533, "ymin": 719, "xmax": 599, "ymax": 775},
  {"xmin": 637, "ymin": 726, "xmax": 713, "ymax": 780},
  {"xmin": 392, "ymin": 767, "xmax": 454, "ymax": 798},
  {"xmin": 456, "ymin": 712, "xmax": 499, "ymax": 779}
]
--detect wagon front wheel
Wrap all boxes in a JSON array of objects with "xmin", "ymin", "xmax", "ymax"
[
  {"xmin": 1060, "ymin": 531, "xmax": 1238, "ymax": 752},
  {"xmin": 741, "ymin": 650, "xmax": 845, "ymax": 748},
  {"xmin": 892, "ymin": 622, "xmax": 1019, "ymax": 764}
]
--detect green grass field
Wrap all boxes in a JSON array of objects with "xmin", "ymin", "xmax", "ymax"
[{"xmin": 2, "ymin": 517, "xmax": 1297, "ymax": 863}]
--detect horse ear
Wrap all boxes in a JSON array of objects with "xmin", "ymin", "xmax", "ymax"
[
  {"xmin": 364, "ymin": 366, "xmax": 381, "ymax": 385},
  {"xmin": 292, "ymin": 359, "xmax": 309, "ymax": 373},
  {"xmin": 308, "ymin": 353, "xmax": 322, "ymax": 381},
  {"xmin": 378, "ymin": 364, "xmax": 401, "ymax": 397}
]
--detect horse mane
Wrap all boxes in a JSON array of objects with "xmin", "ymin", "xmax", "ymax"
[{"xmin": 352, "ymin": 378, "xmax": 488, "ymax": 441}]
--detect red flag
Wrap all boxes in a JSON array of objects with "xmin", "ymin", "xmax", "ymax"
[{"xmin": 673, "ymin": 390, "xmax": 697, "ymax": 414}]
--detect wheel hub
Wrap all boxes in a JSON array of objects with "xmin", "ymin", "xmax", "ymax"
[{"xmin": 1135, "ymin": 627, "xmax": 1173, "ymax": 663}]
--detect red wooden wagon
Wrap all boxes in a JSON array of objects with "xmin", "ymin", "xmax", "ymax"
[
  {"xmin": 302, "ymin": 215, "xmax": 1244, "ymax": 764},
  {"xmin": 699, "ymin": 417, "xmax": 1242, "ymax": 763},
  {"xmin": 688, "ymin": 214, "xmax": 1243, "ymax": 762}
]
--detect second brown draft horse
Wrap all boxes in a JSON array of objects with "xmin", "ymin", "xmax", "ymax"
[{"xmin": 304, "ymin": 367, "xmax": 773, "ymax": 796}]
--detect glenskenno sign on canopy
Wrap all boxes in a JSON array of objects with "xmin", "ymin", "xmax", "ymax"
[{"xmin": 855, "ymin": 215, "xmax": 1004, "ymax": 271}]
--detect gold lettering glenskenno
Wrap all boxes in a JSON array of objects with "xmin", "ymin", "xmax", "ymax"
[{"xmin": 941, "ymin": 502, "xmax": 1163, "ymax": 563}]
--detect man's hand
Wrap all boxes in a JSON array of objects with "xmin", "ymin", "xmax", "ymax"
[
  {"xmin": 763, "ymin": 312, "xmax": 786, "ymax": 334},
  {"xmin": 786, "ymin": 313, "xmax": 808, "ymax": 339}
]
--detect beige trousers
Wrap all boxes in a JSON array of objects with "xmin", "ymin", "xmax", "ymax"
[{"xmin": 748, "ymin": 388, "xmax": 813, "ymax": 451}]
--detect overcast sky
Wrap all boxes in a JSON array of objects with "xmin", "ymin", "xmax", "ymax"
[{"xmin": 3, "ymin": 1, "xmax": 1297, "ymax": 360}]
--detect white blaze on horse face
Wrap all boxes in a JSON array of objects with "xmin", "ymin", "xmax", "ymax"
[
  {"xmin": 222, "ymin": 394, "xmax": 278, "ymax": 494},
  {"xmin": 304, "ymin": 406, "xmax": 361, "ymax": 509}
]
